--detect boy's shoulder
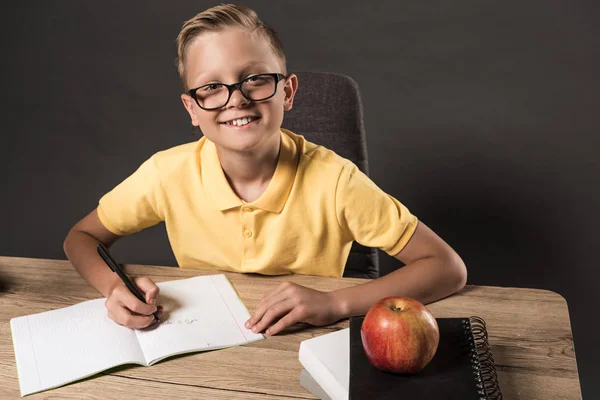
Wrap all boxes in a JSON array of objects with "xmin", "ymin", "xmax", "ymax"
[
  {"xmin": 146, "ymin": 140, "xmax": 199, "ymax": 175},
  {"xmin": 152, "ymin": 141, "xmax": 198, "ymax": 160},
  {"xmin": 284, "ymin": 129, "xmax": 351, "ymax": 170}
]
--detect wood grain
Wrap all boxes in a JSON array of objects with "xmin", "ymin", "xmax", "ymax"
[{"xmin": 0, "ymin": 256, "xmax": 582, "ymax": 399}]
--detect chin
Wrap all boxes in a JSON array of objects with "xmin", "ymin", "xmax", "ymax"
[
  {"xmin": 213, "ymin": 125, "xmax": 279, "ymax": 152},
  {"xmin": 227, "ymin": 139, "xmax": 265, "ymax": 152}
]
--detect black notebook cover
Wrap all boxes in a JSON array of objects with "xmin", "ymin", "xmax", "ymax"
[{"xmin": 349, "ymin": 316, "xmax": 502, "ymax": 400}]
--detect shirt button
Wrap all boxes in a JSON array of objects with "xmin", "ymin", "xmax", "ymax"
[
  {"xmin": 242, "ymin": 207, "xmax": 253, "ymax": 212},
  {"xmin": 244, "ymin": 230, "xmax": 253, "ymax": 238}
]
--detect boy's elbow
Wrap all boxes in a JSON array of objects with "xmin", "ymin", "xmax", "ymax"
[
  {"xmin": 63, "ymin": 227, "xmax": 80, "ymax": 258},
  {"xmin": 443, "ymin": 250, "xmax": 467, "ymax": 293},
  {"xmin": 63, "ymin": 229, "xmax": 73, "ymax": 257},
  {"xmin": 451, "ymin": 252, "xmax": 467, "ymax": 292}
]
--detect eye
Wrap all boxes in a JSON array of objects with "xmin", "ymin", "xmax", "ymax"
[
  {"xmin": 202, "ymin": 83, "xmax": 222, "ymax": 92},
  {"xmin": 245, "ymin": 75, "xmax": 270, "ymax": 85}
]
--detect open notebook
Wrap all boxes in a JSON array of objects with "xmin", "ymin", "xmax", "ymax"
[{"xmin": 10, "ymin": 274, "xmax": 263, "ymax": 397}]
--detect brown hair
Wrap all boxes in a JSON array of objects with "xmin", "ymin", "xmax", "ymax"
[{"xmin": 176, "ymin": 4, "xmax": 287, "ymax": 91}]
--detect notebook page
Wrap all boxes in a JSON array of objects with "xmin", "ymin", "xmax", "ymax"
[
  {"xmin": 135, "ymin": 275, "xmax": 263, "ymax": 364},
  {"xmin": 10, "ymin": 298, "xmax": 145, "ymax": 396}
]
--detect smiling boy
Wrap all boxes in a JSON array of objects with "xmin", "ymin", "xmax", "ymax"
[{"xmin": 63, "ymin": 4, "xmax": 467, "ymax": 336}]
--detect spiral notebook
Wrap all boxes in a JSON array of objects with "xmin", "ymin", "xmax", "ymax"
[
  {"xmin": 299, "ymin": 316, "xmax": 502, "ymax": 400},
  {"xmin": 349, "ymin": 316, "xmax": 502, "ymax": 400}
]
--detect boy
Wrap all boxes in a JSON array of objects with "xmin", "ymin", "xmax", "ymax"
[{"xmin": 63, "ymin": 4, "xmax": 467, "ymax": 336}]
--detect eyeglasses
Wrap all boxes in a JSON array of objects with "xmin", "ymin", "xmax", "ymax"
[{"xmin": 188, "ymin": 73, "xmax": 286, "ymax": 110}]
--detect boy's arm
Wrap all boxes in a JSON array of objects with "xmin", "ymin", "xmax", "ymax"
[
  {"xmin": 245, "ymin": 221, "xmax": 467, "ymax": 336},
  {"xmin": 331, "ymin": 221, "xmax": 467, "ymax": 317},
  {"xmin": 63, "ymin": 208, "xmax": 161, "ymax": 328},
  {"xmin": 63, "ymin": 208, "xmax": 124, "ymax": 297}
]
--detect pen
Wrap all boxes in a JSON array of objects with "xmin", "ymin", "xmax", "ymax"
[{"xmin": 97, "ymin": 243, "xmax": 160, "ymax": 322}]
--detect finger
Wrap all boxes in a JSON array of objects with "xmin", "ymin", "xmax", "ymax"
[
  {"xmin": 110, "ymin": 303, "xmax": 156, "ymax": 329},
  {"xmin": 246, "ymin": 282, "xmax": 295, "ymax": 328},
  {"xmin": 105, "ymin": 297, "xmax": 120, "ymax": 321},
  {"xmin": 246, "ymin": 289, "xmax": 290, "ymax": 329},
  {"xmin": 105, "ymin": 289, "xmax": 158, "ymax": 328},
  {"xmin": 133, "ymin": 277, "xmax": 160, "ymax": 305},
  {"xmin": 259, "ymin": 282, "xmax": 293, "ymax": 306},
  {"xmin": 112, "ymin": 285, "xmax": 158, "ymax": 316},
  {"xmin": 251, "ymin": 298, "xmax": 295, "ymax": 334},
  {"xmin": 265, "ymin": 308, "xmax": 304, "ymax": 336}
]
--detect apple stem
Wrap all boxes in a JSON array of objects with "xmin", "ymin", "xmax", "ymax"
[{"xmin": 391, "ymin": 307, "xmax": 402, "ymax": 312}]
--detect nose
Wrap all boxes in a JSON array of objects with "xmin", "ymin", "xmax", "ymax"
[{"xmin": 226, "ymin": 86, "xmax": 250, "ymax": 108}]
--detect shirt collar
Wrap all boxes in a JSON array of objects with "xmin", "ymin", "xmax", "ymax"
[{"xmin": 200, "ymin": 129, "xmax": 299, "ymax": 213}]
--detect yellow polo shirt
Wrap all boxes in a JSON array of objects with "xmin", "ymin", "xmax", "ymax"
[{"xmin": 97, "ymin": 129, "xmax": 418, "ymax": 277}]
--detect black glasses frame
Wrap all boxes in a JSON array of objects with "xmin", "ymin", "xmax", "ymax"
[{"xmin": 188, "ymin": 73, "xmax": 286, "ymax": 110}]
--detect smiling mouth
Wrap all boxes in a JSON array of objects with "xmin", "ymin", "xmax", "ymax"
[{"xmin": 220, "ymin": 116, "xmax": 260, "ymax": 127}]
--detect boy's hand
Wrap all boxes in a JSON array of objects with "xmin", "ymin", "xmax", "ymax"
[
  {"xmin": 245, "ymin": 282, "xmax": 342, "ymax": 336},
  {"xmin": 105, "ymin": 277, "xmax": 163, "ymax": 329}
]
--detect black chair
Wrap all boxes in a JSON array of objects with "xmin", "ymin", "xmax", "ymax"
[{"xmin": 283, "ymin": 72, "xmax": 380, "ymax": 279}]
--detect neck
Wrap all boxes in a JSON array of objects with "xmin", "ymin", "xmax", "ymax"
[{"xmin": 216, "ymin": 132, "xmax": 281, "ymax": 202}]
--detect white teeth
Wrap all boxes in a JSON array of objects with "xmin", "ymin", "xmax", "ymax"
[{"xmin": 225, "ymin": 117, "xmax": 255, "ymax": 126}]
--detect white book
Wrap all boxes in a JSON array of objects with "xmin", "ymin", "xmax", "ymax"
[
  {"xmin": 298, "ymin": 328, "xmax": 349, "ymax": 400},
  {"xmin": 300, "ymin": 368, "xmax": 332, "ymax": 400},
  {"xmin": 10, "ymin": 274, "xmax": 263, "ymax": 397}
]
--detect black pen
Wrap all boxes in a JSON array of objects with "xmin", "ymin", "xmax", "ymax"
[{"xmin": 97, "ymin": 243, "xmax": 160, "ymax": 322}]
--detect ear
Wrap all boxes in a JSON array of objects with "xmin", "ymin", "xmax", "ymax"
[
  {"xmin": 283, "ymin": 73, "xmax": 298, "ymax": 111},
  {"xmin": 181, "ymin": 94, "xmax": 200, "ymax": 126}
]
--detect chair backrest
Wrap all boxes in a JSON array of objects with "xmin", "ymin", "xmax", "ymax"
[{"xmin": 282, "ymin": 72, "xmax": 379, "ymax": 279}]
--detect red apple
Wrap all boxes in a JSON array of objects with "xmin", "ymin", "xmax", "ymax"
[{"xmin": 360, "ymin": 296, "xmax": 439, "ymax": 374}]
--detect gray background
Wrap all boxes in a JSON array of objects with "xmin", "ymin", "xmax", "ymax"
[{"xmin": 1, "ymin": 0, "xmax": 598, "ymax": 397}]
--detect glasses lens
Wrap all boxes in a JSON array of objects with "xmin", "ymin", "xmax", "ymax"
[
  {"xmin": 195, "ymin": 84, "xmax": 229, "ymax": 109},
  {"xmin": 241, "ymin": 75, "xmax": 277, "ymax": 101}
]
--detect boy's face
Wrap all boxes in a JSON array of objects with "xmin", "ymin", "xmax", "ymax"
[{"xmin": 181, "ymin": 28, "xmax": 297, "ymax": 153}]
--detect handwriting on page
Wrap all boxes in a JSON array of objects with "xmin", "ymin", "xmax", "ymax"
[{"xmin": 161, "ymin": 318, "xmax": 199, "ymax": 326}]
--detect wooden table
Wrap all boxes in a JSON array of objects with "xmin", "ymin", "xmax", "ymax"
[{"xmin": 0, "ymin": 256, "xmax": 581, "ymax": 399}]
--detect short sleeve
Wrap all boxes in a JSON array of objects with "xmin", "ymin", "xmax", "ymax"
[
  {"xmin": 97, "ymin": 156, "xmax": 165, "ymax": 236},
  {"xmin": 335, "ymin": 162, "xmax": 418, "ymax": 255}
]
